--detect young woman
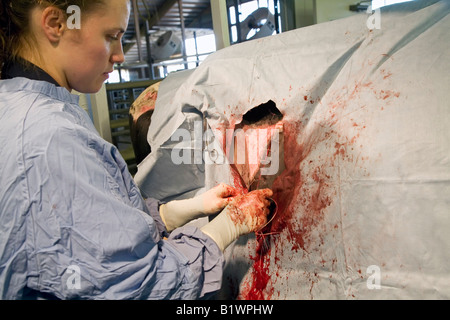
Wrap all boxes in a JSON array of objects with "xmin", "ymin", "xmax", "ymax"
[{"xmin": 0, "ymin": 0, "xmax": 273, "ymax": 300}]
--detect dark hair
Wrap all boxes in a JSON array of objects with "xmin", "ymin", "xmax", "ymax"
[{"xmin": 0, "ymin": 0, "xmax": 105, "ymax": 69}]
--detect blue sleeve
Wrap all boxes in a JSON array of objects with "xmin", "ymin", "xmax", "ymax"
[
  {"xmin": 22, "ymin": 105, "xmax": 223, "ymax": 300},
  {"xmin": 143, "ymin": 198, "xmax": 169, "ymax": 239}
]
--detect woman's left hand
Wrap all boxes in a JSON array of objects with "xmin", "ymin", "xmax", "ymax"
[{"xmin": 201, "ymin": 183, "xmax": 239, "ymax": 215}]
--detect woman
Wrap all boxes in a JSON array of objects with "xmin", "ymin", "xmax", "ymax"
[{"xmin": 0, "ymin": 0, "xmax": 273, "ymax": 300}]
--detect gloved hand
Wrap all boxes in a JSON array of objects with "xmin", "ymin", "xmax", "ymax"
[
  {"xmin": 159, "ymin": 183, "xmax": 239, "ymax": 232},
  {"xmin": 201, "ymin": 188, "xmax": 273, "ymax": 252}
]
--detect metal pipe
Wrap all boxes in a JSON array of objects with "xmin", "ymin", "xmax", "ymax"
[
  {"xmin": 274, "ymin": 0, "xmax": 280, "ymax": 34},
  {"xmin": 193, "ymin": 31, "xmax": 199, "ymax": 67},
  {"xmin": 177, "ymin": 0, "xmax": 188, "ymax": 69},
  {"xmin": 234, "ymin": 0, "xmax": 242, "ymax": 43},
  {"xmin": 132, "ymin": 0, "xmax": 143, "ymax": 62},
  {"xmin": 144, "ymin": 20, "xmax": 155, "ymax": 79}
]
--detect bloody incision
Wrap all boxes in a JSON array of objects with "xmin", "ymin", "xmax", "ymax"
[
  {"xmin": 223, "ymin": 80, "xmax": 397, "ymax": 299},
  {"xmin": 230, "ymin": 100, "xmax": 284, "ymax": 191},
  {"xmin": 241, "ymin": 120, "xmax": 303, "ymax": 300},
  {"xmin": 219, "ymin": 101, "xmax": 290, "ymax": 300},
  {"xmin": 219, "ymin": 101, "xmax": 335, "ymax": 299}
]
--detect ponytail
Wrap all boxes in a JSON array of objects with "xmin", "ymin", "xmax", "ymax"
[
  {"xmin": 1, "ymin": 0, "xmax": 40, "ymax": 76},
  {"xmin": 1, "ymin": 0, "xmax": 14, "ymax": 70}
]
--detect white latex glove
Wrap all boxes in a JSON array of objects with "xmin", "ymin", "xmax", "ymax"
[
  {"xmin": 159, "ymin": 183, "xmax": 238, "ymax": 232},
  {"xmin": 201, "ymin": 188, "xmax": 273, "ymax": 252}
]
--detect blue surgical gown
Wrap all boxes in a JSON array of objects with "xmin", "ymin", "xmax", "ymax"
[{"xmin": 0, "ymin": 78, "xmax": 224, "ymax": 300}]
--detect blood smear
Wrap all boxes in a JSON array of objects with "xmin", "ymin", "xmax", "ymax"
[
  {"xmin": 237, "ymin": 79, "xmax": 398, "ymax": 299},
  {"xmin": 240, "ymin": 120, "xmax": 307, "ymax": 300},
  {"xmin": 240, "ymin": 118, "xmax": 340, "ymax": 299}
]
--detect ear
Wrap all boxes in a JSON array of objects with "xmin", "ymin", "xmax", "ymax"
[{"xmin": 41, "ymin": 6, "xmax": 67, "ymax": 43}]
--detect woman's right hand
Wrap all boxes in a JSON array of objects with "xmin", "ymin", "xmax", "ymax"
[
  {"xmin": 201, "ymin": 188, "xmax": 274, "ymax": 251},
  {"xmin": 226, "ymin": 188, "xmax": 273, "ymax": 234}
]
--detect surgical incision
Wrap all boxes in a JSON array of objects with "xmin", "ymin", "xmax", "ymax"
[{"xmin": 226, "ymin": 100, "xmax": 285, "ymax": 192}]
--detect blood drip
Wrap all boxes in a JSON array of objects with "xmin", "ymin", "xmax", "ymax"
[
  {"xmin": 245, "ymin": 242, "xmax": 273, "ymax": 300},
  {"xmin": 241, "ymin": 120, "xmax": 304, "ymax": 300}
]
